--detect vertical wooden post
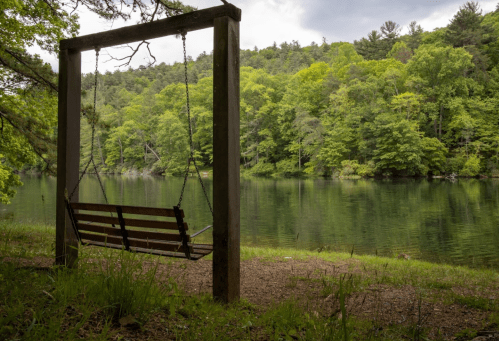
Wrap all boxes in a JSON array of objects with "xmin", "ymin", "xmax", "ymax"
[
  {"xmin": 56, "ymin": 48, "xmax": 81, "ymax": 266},
  {"xmin": 213, "ymin": 16, "xmax": 240, "ymax": 303}
]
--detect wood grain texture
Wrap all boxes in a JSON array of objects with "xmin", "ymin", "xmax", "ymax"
[
  {"xmin": 71, "ymin": 202, "xmax": 182, "ymax": 217},
  {"xmin": 79, "ymin": 232, "xmax": 190, "ymax": 253},
  {"xmin": 60, "ymin": 4, "xmax": 241, "ymax": 51},
  {"xmin": 77, "ymin": 223, "xmax": 186, "ymax": 242},
  {"xmin": 56, "ymin": 49, "xmax": 81, "ymax": 266},
  {"xmin": 74, "ymin": 213, "xmax": 188, "ymax": 230},
  {"xmin": 82, "ymin": 241, "xmax": 210, "ymax": 259},
  {"xmin": 212, "ymin": 16, "xmax": 240, "ymax": 303}
]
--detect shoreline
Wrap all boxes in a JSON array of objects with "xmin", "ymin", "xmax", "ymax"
[{"xmin": 14, "ymin": 169, "xmax": 499, "ymax": 180}]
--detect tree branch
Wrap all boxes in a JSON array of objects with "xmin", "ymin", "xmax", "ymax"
[
  {"xmin": 145, "ymin": 143, "xmax": 161, "ymax": 161},
  {"xmin": 0, "ymin": 109, "xmax": 56, "ymax": 175},
  {"xmin": 105, "ymin": 40, "xmax": 156, "ymax": 67},
  {"xmin": 0, "ymin": 48, "xmax": 58, "ymax": 92}
]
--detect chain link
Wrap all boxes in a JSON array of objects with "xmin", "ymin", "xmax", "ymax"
[
  {"xmin": 177, "ymin": 33, "xmax": 213, "ymax": 217},
  {"xmin": 68, "ymin": 47, "xmax": 111, "ymax": 208},
  {"xmin": 91, "ymin": 48, "xmax": 100, "ymax": 158}
]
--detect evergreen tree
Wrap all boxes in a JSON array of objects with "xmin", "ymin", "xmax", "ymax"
[
  {"xmin": 354, "ymin": 30, "xmax": 386, "ymax": 60},
  {"xmin": 445, "ymin": 1, "xmax": 497, "ymax": 79},
  {"xmin": 407, "ymin": 21, "xmax": 424, "ymax": 51}
]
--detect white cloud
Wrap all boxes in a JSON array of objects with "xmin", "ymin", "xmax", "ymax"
[
  {"xmin": 406, "ymin": 0, "xmax": 498, "ymax": 34},
  {"xmin": 30, "ymin": 0, "xmax": 499, "ymax": 74},
  {"xmin": 240, "ymin": 0, "xmax": 323, "ymax": 49},
  {"xmin": 32, "ymin": 0, "xmax": 324, "ymax": 74}
]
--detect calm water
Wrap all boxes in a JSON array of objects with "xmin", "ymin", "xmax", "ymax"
[{"xmin": 1, "ymin": 175, "xmax": 499, "ymax": 269}]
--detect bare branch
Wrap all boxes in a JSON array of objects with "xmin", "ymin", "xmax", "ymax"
[
  {"xmin": 105, "ymin": 40, "xmax": 156, "ymax": 68},
  {"xmin": 70, "ymin": 0, "xmax": 80, "ymax": 15},
  {"xmin": 87, "ymin": 1, "xmax": 196, "ymax": 71},
  {"xmin": 151, "ymin": 0, "xmax": 161, "ymax": 21}
]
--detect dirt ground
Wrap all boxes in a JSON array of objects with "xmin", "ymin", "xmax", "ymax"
[
  {"xmin": 5, "ymin": 255, "xmax": 499, "ymax": 340},
  {"xmin": 165, "ymin": 257, "xmax": 497, "ymax": 340}
]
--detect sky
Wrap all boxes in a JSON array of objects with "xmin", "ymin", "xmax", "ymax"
[{"xmin": 35, "ymin": 0, "xmax": 499, "ymax": 74}]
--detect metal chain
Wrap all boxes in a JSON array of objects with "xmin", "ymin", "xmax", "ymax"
[
  {"xmin": 68, "ymin": 47, "xmax": 110, "ymax": 207},
  {"xmin": 182, "ymin": 33, "xmax": 194, "ymax": 154},
  {"xmin": 177, "ymin": 33, "xmax": 213, "ymax": 216},
  {"xmin": 91, "ymin": 48, "xmax": 100, "ymax": 157},
  {"xmin": 68, "ymin": 158, "xmax": 92, "ymax": 200},
  {"xmin": 177, "ymin": 157, "xmax": 191, "ymax": 208}
]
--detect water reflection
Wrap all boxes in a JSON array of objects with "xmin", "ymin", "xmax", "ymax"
[{"xmin": 1, "ymin": 175, "xmax": 499, "ymax": 269}]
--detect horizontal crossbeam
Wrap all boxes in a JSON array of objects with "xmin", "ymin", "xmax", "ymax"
[{"xmin": 60, "ymin": 4, "xmax": 241, "ymax": 51}]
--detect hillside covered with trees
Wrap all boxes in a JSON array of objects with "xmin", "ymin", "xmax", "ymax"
[
  {"xmin": 77, "ymin": 1, "xmax": 499, "ymax": 179},
  {"xmin": 2, "ymin": 0, "xmax": 499, "ymax": 203}
]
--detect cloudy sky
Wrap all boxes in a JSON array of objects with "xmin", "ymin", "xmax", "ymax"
[{"xmin": 37, "ymin": 0, "xmax": 499, "ymax": 74}]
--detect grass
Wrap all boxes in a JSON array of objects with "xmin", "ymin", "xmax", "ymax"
[{"xmin": 1, "ymin": 220, "xmax": 499, "ymax": 340}]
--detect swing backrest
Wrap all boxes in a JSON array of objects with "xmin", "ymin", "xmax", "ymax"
[{"xmin": 68, "ymin": 202, "xmax": 212, "ymax": 260}]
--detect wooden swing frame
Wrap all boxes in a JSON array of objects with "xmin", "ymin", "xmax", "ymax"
[{"xmin": 56, "ymin": 3, "xmax": 241, "ymax": 303}]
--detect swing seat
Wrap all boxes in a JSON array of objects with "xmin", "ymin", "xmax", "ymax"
[{"xmin": 67, "ymin": 202, "xmax": 213, "ymax": 260}]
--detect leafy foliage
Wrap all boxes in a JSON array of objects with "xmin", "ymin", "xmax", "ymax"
[
  {"xmin": 76, "ymin": 4, "xmax": 499, "ymax": 179},
  {"xmin": 4, "ymin": 1, "xmax": 499, "ymax": 203}
]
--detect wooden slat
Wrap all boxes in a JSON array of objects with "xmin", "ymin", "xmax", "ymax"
[
  {"xmin": 60, "ymin": 4, "xmax": 241, "ymax": 51},
  {"xmin": 80, "ymin": 233, "xmax": 211, "ymax": 255},
  {"xmin": 71, "ymin": 203, "xmax": 182, "ymax": 218},
  {"xmin": 190, "ymin": 247, "xmax": 213, "ymax": 256},
  {"xmin": 192, "ymin": 244, "xmax": 214, "ymax": 251},
  {"xmin": 74, "ymin": 213, "xmax": 188, "ymax": 230},
  {"xmin": 77, "ymin": 223, "xmax": 185, "ymax": 242},
  {"xmin": 80, "ymin": 232, "xmax": 190, "ymax": 253},
  {"xmin": 83, "ymin": 241, "xmax": 207, "ymax": 260}
]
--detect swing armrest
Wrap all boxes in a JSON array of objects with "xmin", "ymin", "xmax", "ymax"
[{"xmin": 191, "ymin": 225, "xmax": 213, "ymax": 238}]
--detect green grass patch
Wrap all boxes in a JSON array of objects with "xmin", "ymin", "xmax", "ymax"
[
  {"xmin": 451, "ymin": 293, "xmax": 498, "ymax": 311},
  {"xmin": 1, "ymin": 221, "xmax": 499, "ymax": 340}
]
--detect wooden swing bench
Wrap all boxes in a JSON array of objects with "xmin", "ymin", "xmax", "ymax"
[{"xmin": 66, "ymin": 202, "xmax": 213, "ymax": 260}]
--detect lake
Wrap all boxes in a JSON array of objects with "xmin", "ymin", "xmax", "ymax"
[{"xmin": 1, "ymin": 174, "xmax": 498, "ymax": 269}]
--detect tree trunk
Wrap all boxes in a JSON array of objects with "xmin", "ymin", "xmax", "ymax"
[
  {"xmin": 145, "ymin": 143, "xmax": 161, "ymax": 161},
  {"xmin": 118, "ymin": 138, "xmax": 123, "ymax": 165},
  {"xmin": 298, "ymin": 138, "xmax": 301, "ymax": 171},
  {"xmin": 256, "ymin": 136, "xmax": 259, "ymax": 164},
  {"xmin": 439, "ymin": 104, "xmax": 443, "ymax": 141}
]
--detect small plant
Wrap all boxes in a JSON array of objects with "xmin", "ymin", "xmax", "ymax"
[
  {"xmin": 454, "ymin": 328, "xmax": 477, "ymax": 339},
  {"xmin": 452, "ymin": 294, "xmax": 497, "ymax": 311},
  {"xmin": 339, "ymin": 275, "xmax": 349, "ymax": 341},
  {"xmin": 407, "ymin": 288, "xmax": 431, "ymax": 341},
  {"xmin": 285, "ymin": 276, "xmax": 299, "ymax": 288}
]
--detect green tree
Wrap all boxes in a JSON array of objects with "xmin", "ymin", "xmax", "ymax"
[
  {"xmin": 155, "ymin": 111, "xmax": 189, "ymax": 174},
  {"xmin": 406, "ymin": 21, "xmax": 424, "ymax": 51},
  {"xmin": 406, "ymin": 44, "xmax": 474, "ymax": 141},
  {"xmin": 444, "ymin": 1, "xmax": 497, "ymax": 80},
  {"xmin": 354, "ymin": 30, "xmax": 386, "ymax": 60},
  {"xmin": 380, "ymin": 20, "xmax": 401, "ymax": 56},
  {"xmin": 421, "ymin": 137, "xmax": 448, "ymax": 175},
  {"xmin": 373, "ymin": 113, "xmax": 424, "ymax": 175},
  {"xmin": 0, "ymin": 0, "xmax": 193, "ymax": 200},
  {"xmin": 278, "ymin": 62, "xmax": 330, "ymax": 168},
  {"xmin": 387, "ymin": 41, "xmax": 413, "ymax": 64}
]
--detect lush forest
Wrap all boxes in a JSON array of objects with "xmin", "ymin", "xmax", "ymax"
[
  {"xmin": 77, "ymin": 1, "xmax": 499, "ymax": 179},
  {"xmin": 2, "ymin": 0, "xmax": 499, "ymax": 203}
]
